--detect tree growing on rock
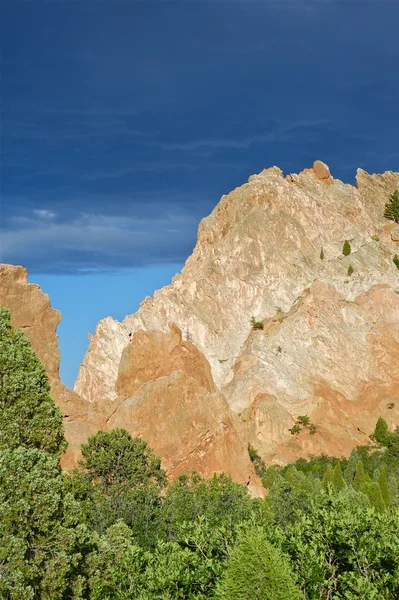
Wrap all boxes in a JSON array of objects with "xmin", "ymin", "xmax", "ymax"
[
  {"xmin": 342, "ymin": 240, "xmax": 351, "ymax": 256},
  {"xmin": 384, "ymin": 189, "xmax": 399, "ymax": 223}
]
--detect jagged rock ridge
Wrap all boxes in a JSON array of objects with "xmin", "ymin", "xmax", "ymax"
[{"xmin": 1, "ymin": 161, "xmax": 399, "ymax": 486}]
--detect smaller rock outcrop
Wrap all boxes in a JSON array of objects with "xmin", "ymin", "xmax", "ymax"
[
  {"xmin": 313, "ymin": 159, "xmax": 333, "ymax": 184},
  {"xmin": 0, "ymin": 264, "xmax": 92, "ymax": 468},
  {"xmin": 112, "ymin": 325, "xmax": 263, "ymax": 495}
]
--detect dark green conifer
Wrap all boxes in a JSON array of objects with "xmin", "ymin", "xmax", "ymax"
[
  {"xmin": 342, "ymin": 240, "xmax": 351, "ymax": 256},
  {"xmin": 373, "ymin": 417, "xmax": 390, "ymax": 447}
]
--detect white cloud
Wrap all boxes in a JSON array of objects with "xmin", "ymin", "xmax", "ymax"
[{"xmin": 33, "ymin": 209, "xmax": 56, "ymax": 220}]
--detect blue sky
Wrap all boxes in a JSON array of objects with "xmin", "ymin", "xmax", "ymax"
[{"xmin": 1, "ymin": 0, "xmax": 398, "ymax": 387}]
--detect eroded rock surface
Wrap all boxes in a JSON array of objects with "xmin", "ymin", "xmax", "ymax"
[
  {"xmin": 75, "ymin": 162, "xmax": 399, "ymax": 466},
  {"xmin": 112, "ymin": 325, "xmax": 261, "ymax": 493},
  {"xmin": 2, "ymin": 161, "xmax": 399, "ymax": 483},
  {"xmin": 0, "ymin": 265, "xmax": 92, "ymax": 468}
]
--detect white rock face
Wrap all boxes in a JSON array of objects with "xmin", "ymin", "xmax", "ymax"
[
  {"xmin": 73, "ymin": 162, "xmax": 399, "ymax": 467},
  {"xmin": 74, "ymin": 317, "xmax": 130, "ymax": 402},
  {"xmin": 75, "ymin": 163, "xmax": 399, "ymax": 405}
]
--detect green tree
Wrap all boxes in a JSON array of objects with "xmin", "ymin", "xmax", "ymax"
[
  {"xmin": 144, "ymin": 518, "xmax": 235, "ymax": 600},
  {"xmin": 342, "ymin": 240, "xmax": 351, "ymax": 256},
  {"xmin": 373, "ymin": 417, "xmax": 390, "ymax": 446},
  {"xmin": 352, "ymin": 460, "xmax": 370, "ymax": 491},
  {"xmin": 215, "ymin": 527, "xmax": 301, "ymax": 600},
  {"xmin": 248, "ymin": 444, "xmax": 266, "ymax": 477},
  {"xmin": 320, "ymin": 248, "xmax": 325, "ymax": 260},
  {"xmin": 163, "ymin": 471, "xmax": 253, "ymax": 538},
  {"xmin": 86, "ymin": 521, "xmax": 144, "ymax": 600},
  {"xmin": 285, "ymin": 491, "xmax": 399, "ymax": 599},
  {"xmin": 393, "ymin": 254, "xmax": 399, "ymax": 270},
  {"xmin": 361, "ymin": 482, "xmax": 386, "ymax": 513},
  {"xmin": 347, "ymin": 264, "xmax": 354, "ymax": 276},
  {"xmin": 378, "ymin": 467, "xmax": 391, "ymax": 508},
  {"xmin": 332, "ymin": 463, "xmax": 346, "ymax": 492},
  {"xmin": 384, "ymin": 189, "xmax": 399, "ymax": 223},
  {"xmin": 73, "ymin": 429, "xmax": 166, "ymax": 548},
  {"xmin": 322, "ymin": 464, "xmax": 334, "ymax": 489},
  {"xmin": 0, "ymin": 447, "xmax": 92, "ymax": 599},
  {"xmin": 79, "ymin": 428, "xmax": 166, "ymax": 490},
  {"xmin": 0, "ymin": 307, "xmax": 66, "ymax": 457},
  {"xmin": 344, "ymin": 449, "xmax": 359, "ymax": 484}
]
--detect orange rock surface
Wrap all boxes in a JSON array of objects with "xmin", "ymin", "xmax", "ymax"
[{"xmin": 2, "ymin": 161, "xmax": 399, "ymax": 485}]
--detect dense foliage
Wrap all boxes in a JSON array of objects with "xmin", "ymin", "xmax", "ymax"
[
  {"xmin": 0, "ymin": 307, "xmax": 66, "ymax": 456},
  {"xmin": 1, "ymin": 305, "xmax": 399, "ymax": 598}
]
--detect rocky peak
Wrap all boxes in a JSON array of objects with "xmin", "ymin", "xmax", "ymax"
[
  {"xmin": 74, "ymin": 162, "xmax": 399, "ymax": 468},
  {"xmin": 2, "ymin": 161, "xmax": 399, "ymax": 484}
]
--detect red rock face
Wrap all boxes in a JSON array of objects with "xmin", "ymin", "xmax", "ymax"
[
  {"xmin": 0, "ymin": 264, "xmax": 92, "ymax": 469},
  {"xmin": 2, "ymin": 162, "xmax": 399, "ymax": 484},
  {"xmin": 0, "ymin": 266, "xmax": 262, "ymax": 494},
  {"xmin": 113, "ymin": 325, "xmax": 262, "ymax": 494}
]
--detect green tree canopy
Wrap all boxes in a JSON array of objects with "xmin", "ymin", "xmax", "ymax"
[
  {"xmin": 352, "ymin": 460, "xmax": 370, "ymax": 491},
  {"xmin": 373, "ymin": 417, "xmax": 390, "ymax": 446},
  {"xmin": 71, "ymin": 429, "xmax": 167, "ymax": 548},
  {"xmin": 0, "ymin": 306, "xmax": 66, "ymax": 457},
  {"xmin": 0, "ymin": 447, "xmax": 91, "ymax": 599},
  {"xmin": 332, "ymin": 463, "xmax": 346, "ymax": 492},
  {"xmin": 79, "ymin": 428, "xmax": 166, "ymax": 490},
  {"xmin": 215, "ymin": 527, "xmax": 301, "ymax": 600}
]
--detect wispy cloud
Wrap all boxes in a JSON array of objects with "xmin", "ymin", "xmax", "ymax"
[
  {"xmin": 148, "ymin": 118, "xmax": 336, "ymax": 152},
  {"xmin": 0, "ymin": 210, "xmax": 198, "ymax": 274}
]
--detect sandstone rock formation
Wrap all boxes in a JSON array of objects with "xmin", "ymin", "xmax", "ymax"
[
  {"xmin": 75, "ymin": 161, "xmax": 399, "ymax": 466},
  {"xmin": 0, "ymin": 265, "xmax": 260, "ymax": 492},
  {"xmin": 0, "ymin": 264, "xmax": 92, "ymax": 468},
  {"xmin": 2, "ymin": 160, "xmax": 399, "ymax": 486},
  {"xmin": 112, "ymin": 325, "xmax": 260, "ymax": 488}
]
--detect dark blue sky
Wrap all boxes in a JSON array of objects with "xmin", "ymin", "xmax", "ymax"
[{"xmin": 1, "ymin": 0, "xmax": 398, "ymax": 385}]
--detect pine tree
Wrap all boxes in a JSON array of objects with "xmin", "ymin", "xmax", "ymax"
[
  {"xmin": 322, "ymin": 464, "xmax": 335, "ymax": 490},
  {"xmin": 352, "ymin": 460, "xmax": 370, "ymax": 491},
  {"xmin": 361, "ymin": 482, "xmax": 386, "ymax": 513},
  {"xmin": 378, "ymin": 467, "xmax": 391, "ymax": 508},
  {"xmin": 332, "ymin": 463, "xmax": 346, "ymax": 492},
  {"xmin": 0, "ymin": 307, "xmax": 66, "ymax": 457},
  {"xmin": 343, "ymin": 240, "xmax": 351, "ymax": 256},
  {"xmin": 347, "ymin": 264, "xmax": 354, "ymax": 276},
  {"xmin": 320, "ymin": 248, "xmax": 325, "ymax": 260},
  {"xmin": 344, "ymin": 450, "xmax": 358, "ymax": 485},
  {"xmin": 373, "ymin": 417, "xmax": 390, "ymax": 447},
  {"xmin": 384, "ymin": 189, "xmax": 399, "ymax": 223},
  {"xmin": 215, "ymin": 527, "xmax": 301, "ymax": 600}
]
